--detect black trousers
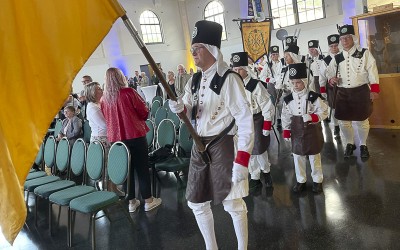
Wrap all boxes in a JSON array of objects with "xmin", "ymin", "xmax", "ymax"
[{"xmin": 122, "ymin": 136, "xmax": 151, "ymax": 200}]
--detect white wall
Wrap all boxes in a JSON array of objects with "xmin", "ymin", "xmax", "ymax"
[{"xmin": 72, "ymin": 0, "xmax": 367, "ymax": 93}]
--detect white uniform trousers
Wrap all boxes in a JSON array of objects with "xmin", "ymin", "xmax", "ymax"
[
  {"xmin": 338, "ymin": 119, "xmax": 370, "ymax": 146},
  {"xmin": 249, "ymin": 150, "xmax": 271, "ymax": 180},
  {"xmin": 188, "ymin": 198, "xmax": 248, "ymax": 250},
  {"xmin": 331, "ymin": 109, "xmax": 339, "ymax": 126},
  {"xmin": 293, "ymin": 153, "xmax": 323, "ymax": 183}
]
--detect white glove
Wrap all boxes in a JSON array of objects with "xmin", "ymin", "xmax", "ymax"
[
  {"xmin": 169, "ymin": 98, "xmax": 184, "ymax": 113},
  {"xmin": 231, "ymin": 162, "xmax": 248, "ymax": 184},
  {"xmin": 262, "ymin": 130, "xmax": 270, "ymax": 136},
  {"xmin": 284, "ymin": 138, "xmax": 291, "ymax": 143},
  {"xmin": 321, "ymin": 93, "xmax": 327, "ymax": 99},
  {"xmin": 302, "ymin": 114, "xmax": 312, "ymax": 123}
]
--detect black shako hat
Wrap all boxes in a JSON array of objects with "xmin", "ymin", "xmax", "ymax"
[
  {"xmin": 270, "ymin": 45, "xmax": 279, "ymax": 54},
  {"xmin": 285, "ymin": 36, "xmax": 297, "ymax": 46},
  {"xmin": 338, "ymin": 24, "xmax": 355, "ymax": 36},
  {"xmin": 231, "ymin": 52, "xmax": 248, "ymax": 67},
  {"xmin": 284, "ymin": 45, "xmax": 300, "ymax": 55},
  {"xmin": 327, "ymin": 34, "xmax": 340, "ymax": 45},
  {"xmin": 191, "ymin": 20, "xmax": 223, "ymax": 48},
  {"xmin": 288, "ymin": 63, "xmax": 307, "ymax": 79},
  {"xmin": 308, "ymin": 40, "xmax": 319, "ymax": 48}
]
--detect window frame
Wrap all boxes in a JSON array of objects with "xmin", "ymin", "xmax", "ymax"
[
  {"xmin": 268, "ymin": 0, "xmax": 326, "ymax": 29},
  {"xmin": 139, "ymin": 10, "xmax": 164, "ymax": 45},
  {"xmin": 204, "ymin": 1, "xmax": 228, "ymax": 41}
]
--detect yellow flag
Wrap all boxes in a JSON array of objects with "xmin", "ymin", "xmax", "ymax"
[
  {"xmin": 0, "ymin": 0, "xmax": 125, "ymax": 244},
  {"xmin": 241, "ymin": 20, "xmax": 271, "ymax": 63}
]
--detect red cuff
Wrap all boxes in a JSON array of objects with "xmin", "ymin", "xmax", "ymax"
[
  {"xmin": 310, "ymin": 114, "xmax": 319, "ymax": 122},
  {"xmin": 283, "ymin": 130, "xmax": 291, "ymax": 138},
  {"xmin": 263, "ymin": 120, "xmax": 272, "ymax": 130},
  {"xmin": 235, "ymin": 151, "xmax": 251, "ymax": 167},
  {"xmin": 265, "ymin": 77, "xmax": 270, "ymax": 83},
  {"xmin": 370, "ymin": 84, "xmax": 380, "ymax": 93},
  {"xmin": 320, "ymin": 86, "xmax": 326, "ymax": 93}
]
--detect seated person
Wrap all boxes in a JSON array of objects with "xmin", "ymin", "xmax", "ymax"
[{"xmin": 56, "ymin": 106, "xmax": 83, "ymax": 145}]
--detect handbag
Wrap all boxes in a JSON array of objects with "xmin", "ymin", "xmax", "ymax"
[{"xmin": 148, "ymin": 144, "xmax": 174, "ymax": 164}]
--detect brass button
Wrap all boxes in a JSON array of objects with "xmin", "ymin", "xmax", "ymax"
[
  {"xmin": 212, "ymin": 116, "xmax": 215, "ymax": 119},
  {"xmin": 221, "ymin": 102, "xmax": 224, "ymax": 105},
  {"xmin": 201, "ymin": 94, "xmax": 204, "ymax": 97},
  {"xmin": 200, "ymin": 101, "xmax": 203, "ymax": 104},
  {"xmin": 196, "ymin": 116, "xmax": 199, "ymax": 119},
  {"xmin": 214, "ymin": 112, "xmax": 218, "ymax": 115},
  {"xmin": 202, "ymin": 86, "xmax": 205, "ymax": 89},
  {"xmin": 217, "ymin": 107, "xmax": 221, "ymax": 110},
  {"xmin": 199, "ymin": 109, "xmax": 202, "ymax": 112}
]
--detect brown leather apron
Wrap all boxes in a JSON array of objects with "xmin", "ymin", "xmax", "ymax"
[
  {"xmin": 291, "ymin": 116, "xmax": 324, "ymax": 156},
  {"xmin": 334, "ymin": 84, "xmax": 372, "ymax": 121},
  {"xmin": 186, "ymin": 135, "xmax": 234, "ymax": 205},
  {"xmin": 252, "ymin": 112, "xmax": 270, "ymax": 155},
  {"xmin": 326, "ymin": 83, "xmax": 335, "ymax": 108},
  {"xmin": 313, "ymin": 76, "xmax": 320, "ymax": 94}
]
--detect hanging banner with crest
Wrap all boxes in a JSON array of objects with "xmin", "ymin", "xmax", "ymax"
[{"xmin": 240, "ymin": 19, "xmax": 272, "ymax": 63}]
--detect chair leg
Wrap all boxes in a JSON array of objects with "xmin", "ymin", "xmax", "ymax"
[
  {"xmin": 35, "ymin": 196, "xmax": 39, "ymax": 227},
  {"xmin": 68, "ymin": 208, "xmax": 72, "ymax": 247},
  {"xmin": 91, "ymin": 214, "xmax": 96, "ymax": 250},
  {"xmin": 118, "ymin": 202, "xmax": 135, "ymax": 228},
  {"xmin": 49, "ymin": 202, "xmax": 52, "ymax": 236}
]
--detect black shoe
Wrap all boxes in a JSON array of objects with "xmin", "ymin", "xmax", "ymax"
[
  {"xmin": 360, "ymin": 145, "xmax": 370, "ymax": 158},
  {"xmin": 263, "ymin": 172, "xmax": 273, "ymax": 188},
  {"xmin": 344, "ymin": 144, "xmax": 356, "ymax": 158},
  {"xmin": 249, "ymin": 179, "xmax": 262, "ymax": 189},
  {"xmin": 276, "ymin": 119, "xmax": 282, "ymax": 129},
  {"xmin": 312, "ymin": 182, "xmax": 323, "ymax": 193},
  {"xmin": 334, "ymin": 126, "xmax": 340, "ymax": 137},
  {"xmin": 324, "ymin": 118, "xmax": 331, "ymax": 123},
  {"xmin": 292, "ymin": 182, "xmax": 306, "ymax": 193}
]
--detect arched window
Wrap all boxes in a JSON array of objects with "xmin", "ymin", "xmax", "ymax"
[
  {"xmin": 204, "ymin": 1, "xmax": 227, "ymax": 40},
  {"xmin": 139, "ymin": 10, "xmax": 163, "ymax": 44}
]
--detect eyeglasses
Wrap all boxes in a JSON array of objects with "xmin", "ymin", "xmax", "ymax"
[
  {"xmin": 340, "ymin": 35, "xmax": 352, "ymax": 41},
  {"xmin": 190, "ymin": 46, "xmax": 205, "ymax": 55},
  {"xmin": 81, "ymin": 79, "xmax": 91, "ymax": 84}
]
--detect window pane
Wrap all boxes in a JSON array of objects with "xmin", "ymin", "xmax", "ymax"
[
  {"xmin": 271, "ymin": 0, "xmax": 278, "ymax": 9},
  {"xmin": 315, "ymin": 8, "xmax": 324, "ymax": 19},
  {"xmin": 298, "ymin": 12, "xmax": 307, "ymax": 23},
  {"xmin": 140, "ymin": 10, "xmax": 164, "ymax": 44},
  {"xmin": 204, "ymin": 1, "xmax": 227, "ymax": 40}
]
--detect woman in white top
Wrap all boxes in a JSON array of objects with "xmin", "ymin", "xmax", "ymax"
[{"xmin": 85, "ymin": 82, "xmax": 122, "ymax": 195}]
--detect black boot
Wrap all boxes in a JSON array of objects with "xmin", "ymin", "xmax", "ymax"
[
  {"xmin": 334, "ymin": 126, "xmax": 340, "ymax": 137},
  {"xmin": 263, "ymin": 172, "xmax": 273, "ymax": 188},
  {"xmin": 344, "ymin": 144, "xmax": 356, "ymax": 158},
  {"xmin": 249, "ymin": 179, "xmax": 262, "ymax": 189},
  {"xmin": 292, "ymin": 182, "xmax": 306, "ymax": 193},
  {"xmin": 312, "ymin": 182, "xmax": 323, "ymax": 193},
  {"xmin": 360, "ymin": 145, "xmax": 370, "ymax": 158},
  {"xmin": 324, "ymin": 117, "xmax": 331, "ymax": 123}
]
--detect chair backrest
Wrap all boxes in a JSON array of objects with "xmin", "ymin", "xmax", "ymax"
[
  {"xmin": 70, "ymin": 138, "xmax": 87, "ymax": 181},
  {"xmin": 83, "ymin": 120, "xmax": 92, "ymax": 143},
  {"xmin": 86, "ymin": 140, "xmax": 105, "ymax": 182},
  {"xmin": 152, "ymin": 95, "xmax": 163, "ymax": 105},
  {"xmin": 108, "ymin": 142, "xmax": 130, "ymax": 187},
  {"xmin": 151, "ymin": 100, "xmax": 161, "ymax": 118},
  {"xmin": 178, "ymin": 123, "xmax": 193, "ymax": 156},
  {"xmin": 44, "ymin": 136, "xmax": 56, "ymax": 169},
  {"xmin": 54, "ymin": 119, "xmax": 63, "ymax": 135},
  {"xmin": 154, "ymin": 107, "xmax": 168, "ymax": 127},
  {"xmin": 145, "ymin": 119, "xmax": 155, "ymax": 149},
  {"xmin": 34, "ymin": 142, "xmax": 44, "ymax": 167},
  {"xmin": 56, "ymin": 137, "xmax": 70, "ymax": 173},
  {"xmin": 156, "ymin": 119, "xmax": 176, "ymax": 149},
  {"xmin": 167, "ymin": 111, "xmax": 181, "ymax": 128},
  {"xmin": 163, "ymin": 99, "xmax": 171, "ymax": 112}
]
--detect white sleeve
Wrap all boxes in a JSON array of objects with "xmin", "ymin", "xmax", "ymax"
[
  {"xmin": 281, "ymin": 101, "xmax": 292, "ymax": 131},
  {"xmin": 326, "ymin": 57, "xmax": 337, "ymax": 80},
  {"xmin": 310, "ymin": 97, "xmax": 328, "ymax": 121},
  {"xmin": 254, "ymin": 82, "xmax": 274, "ymax": 122},
  {"xmin": 365, "ymin": 50, "xmax": 379, "ymax": 84},
  {"xmin": 182, "ymin": 77, "xmax": 194, "ymax": 119}
]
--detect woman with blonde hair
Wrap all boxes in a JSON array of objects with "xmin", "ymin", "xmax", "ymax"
[{"xmin": 101, "ymin": 67, "xmax": 162, "ymax": 213}]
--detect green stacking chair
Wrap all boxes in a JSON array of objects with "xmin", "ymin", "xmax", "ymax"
[
  {"xmin": 24, "ymin": 136, "xmax": 60, "ymax": 205},
  {"xmin": 154, "ymin": 107, "xmax": 168, "ymax": 127},
  {"xmin": 26, "ymin": 143, "xmax": 46, "ymax": 179},
  {"xmin": 69, "ymin": 141, "xmax": 134, "ymax": 249},
  {"xmin": 167, "ymin": 111, "xmax": 181, "ymax": 129},
  {"xmin": 152, "ymin": 95, "xmax": 163, "ymax": 105},
  {"xmin": 83, "ymin": 120, "xmax": 92, "ymax": 143},
  {"xmin": 33, "ymin": 137, "xmax": 76, "ymax": 226},
  {"xmin": 53, "ymin": 119, "xmax": 63, "ymax": 136},
  {"xmin": 48, "ymin": 138, "xmax": 95, "ymax": 238},
  {"xmin": 145, "ymin": 119, "xmax": 155, "ymax": 151},
  {"xmin": 151, "ymin": 100, "xmax": 161, "ymax": 119},
  {"xmin": 164, "ymin": 99, "xmax": 171, "ymax": 112},
  {"xmin": 155, "ymin": 122, "xmax": 192, "ymax": 185}
]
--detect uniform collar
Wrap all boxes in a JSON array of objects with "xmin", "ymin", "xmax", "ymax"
[
  {"xmin": 293, "ymin": 88, "xmax": 307, "ymax": 98},
  {"xmin": 343, "ymin": 45, "xmax": 357, "ymax": 56},
  {"xmin": 202, "ymin": 61, "xmax": 217, "ymax": 80}
]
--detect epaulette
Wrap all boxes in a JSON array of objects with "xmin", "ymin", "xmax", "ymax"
[
  {"xmin": 307, "ymin": 91, "xmax": 321, "ymax": 103},
  {"xmin": 323, "ymin": 55, "xmax": 332, "ymax": 65},
  {"xmin": 352, "ymin": 48, "xmax": 367, "ymax": 59},
  {"xmin": 245, "ymin": 78, "xmax": 259, "ymax": 93},
  {"xmin": 283, "ymin": 93, "xmax": 293, "ymax": 104},
  {"xmin": 334, "ymin": 52, "xmax": 345, "ymax": 64}
]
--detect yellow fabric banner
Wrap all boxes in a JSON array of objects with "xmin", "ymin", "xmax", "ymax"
[
  {"xmin": 241, "ymin": 20, "xmax": 272, "ymax": 62},
  {"xmin": 0, "ymin": 0, "xmax": 125, "ymax": 244}
]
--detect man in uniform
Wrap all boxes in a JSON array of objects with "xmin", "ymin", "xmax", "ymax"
[
  {"xmin": 319, "ymin": 34, "xmax": 341, "ymax": 137},
  {"xmin": 169, "ymin": 20, "xmax": 254, "ymax": 250},
  {"xmin": 232, "ymin": 51, "xmax": 274, "ymax": 190},
  {"xmin": 327, "ymin": 24, "xmax": 379, "ymax": 158},
  {"xmin": 281, "ymin": 63, "xmax": 328, "ymax": 193},
  {"xmin": 259, "ymin": 45, "xmax": 283, "ymax": 83},
  {"xmin": 307, "ymin": 40, "xmax": 324, "ymax": 92},
  {"xmin": 175, "ymin": 64, "xmax": 191, "ymax": 97}
]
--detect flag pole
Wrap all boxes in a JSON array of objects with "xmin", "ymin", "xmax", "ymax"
[{"xmin": 121, "ymin": 15, "xmax": 209, "ymax": 162}]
